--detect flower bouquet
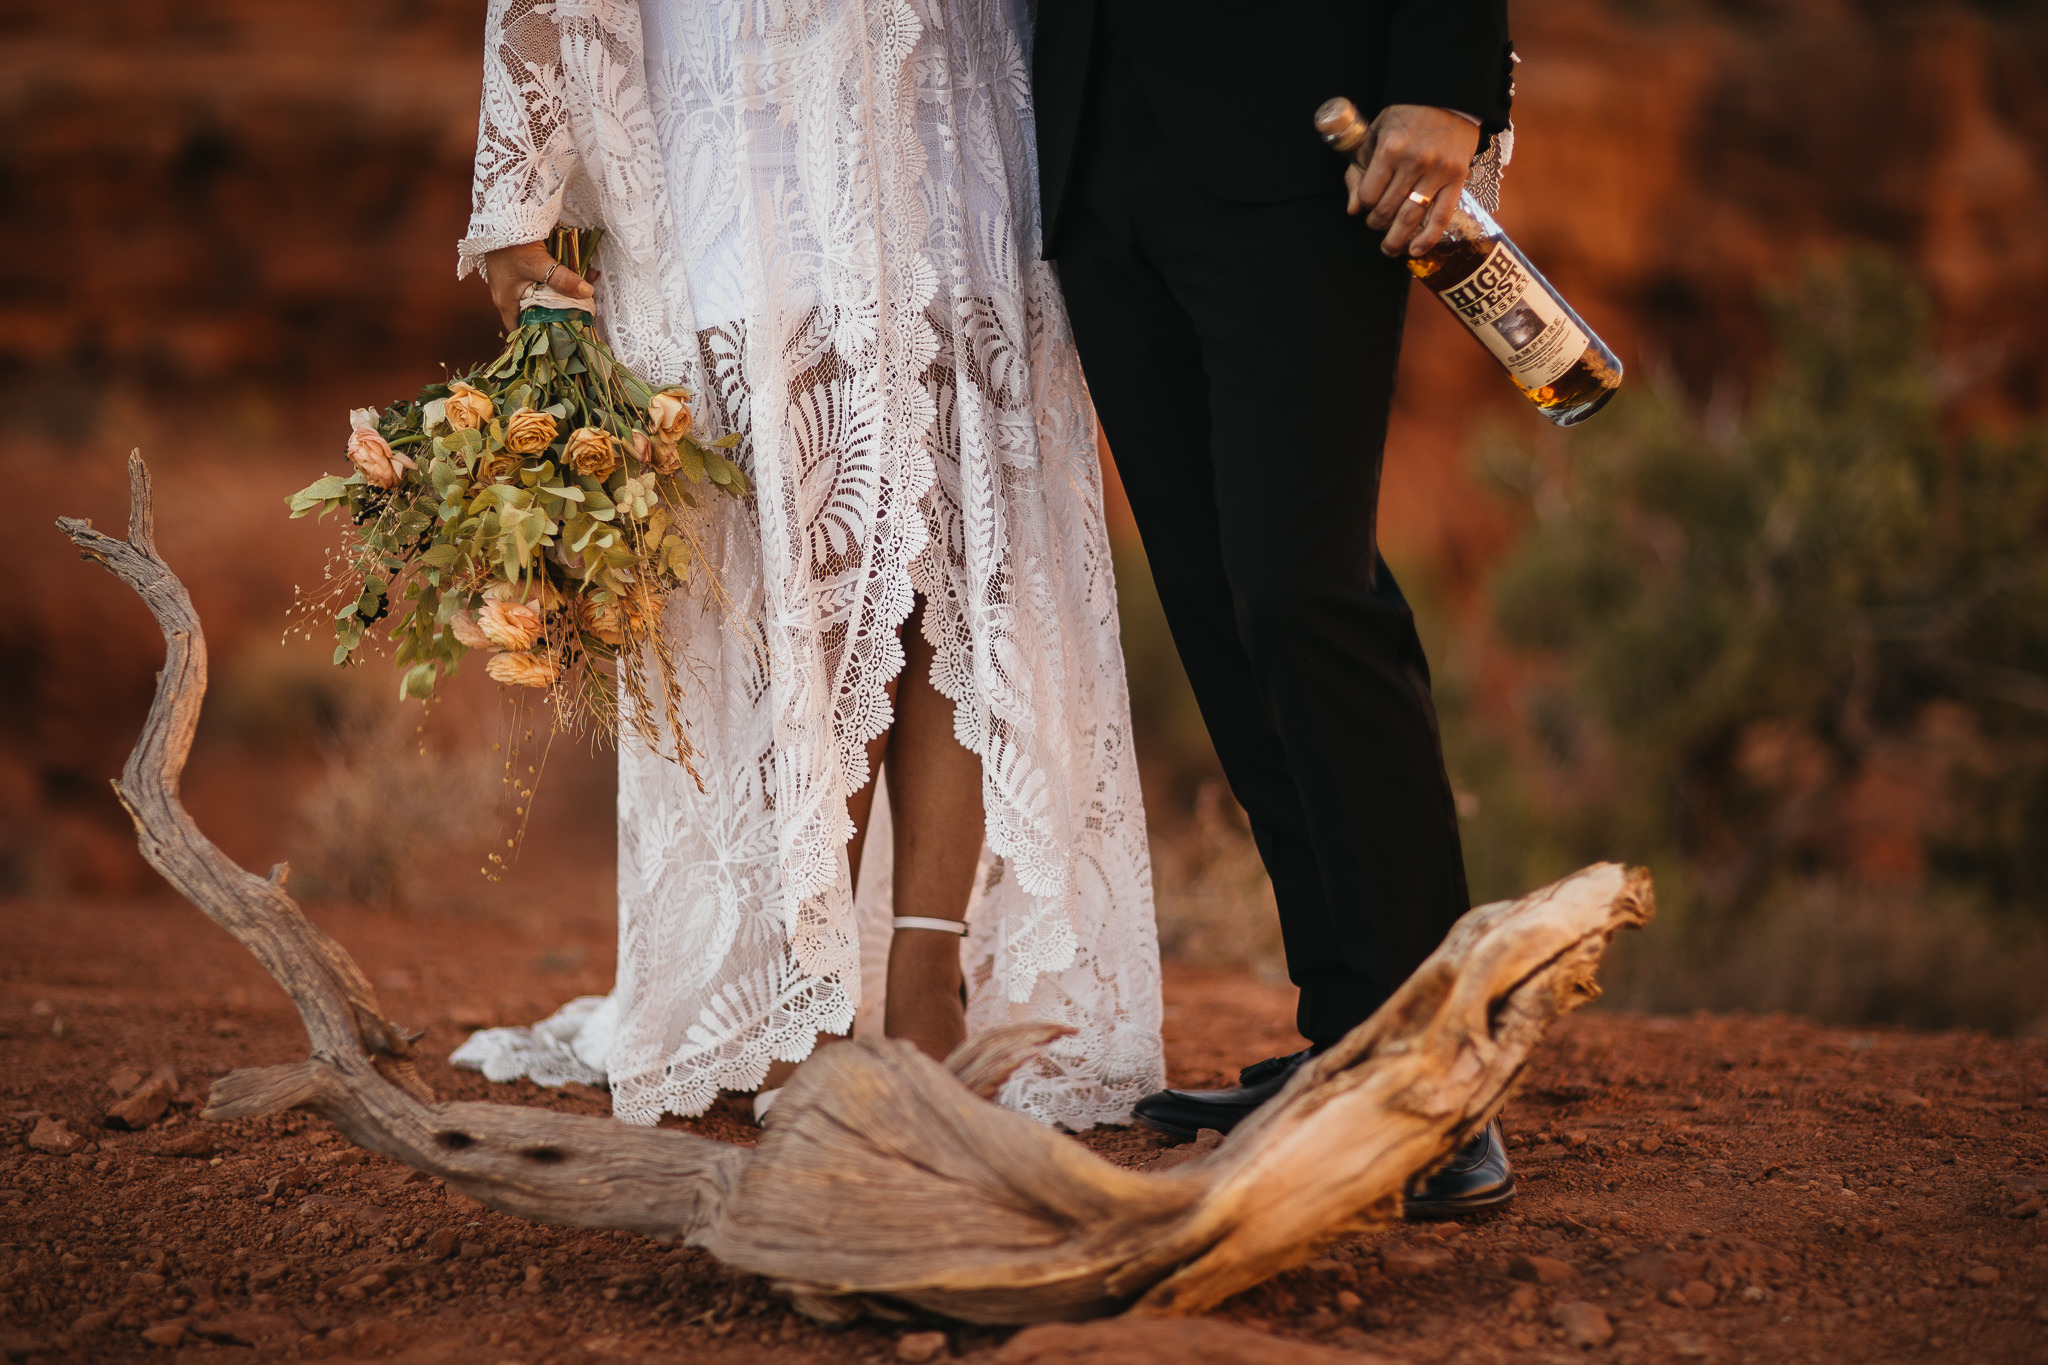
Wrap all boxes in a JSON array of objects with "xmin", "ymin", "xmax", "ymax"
[{"xmin": 288, "ymin": 227, "xmax": 745, "ymax": 772}]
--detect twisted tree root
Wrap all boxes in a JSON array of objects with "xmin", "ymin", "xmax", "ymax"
[{"xmin": 59, "ymin": 453, "xmax": 1653, "ymax": 1323}]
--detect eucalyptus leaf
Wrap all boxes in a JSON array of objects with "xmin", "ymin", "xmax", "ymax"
[
  {"xmin": 399, "ymin": 662, "xmax": 438, "ymax": 701},
  {"xmin": 290, "ymin": 474, "xmax": 351, "ymax": 505}
]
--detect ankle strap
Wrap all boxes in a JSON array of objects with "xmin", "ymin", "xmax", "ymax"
[{"xmin": 892, "ymin": 916, "xmax": 969, "ymax": 935}]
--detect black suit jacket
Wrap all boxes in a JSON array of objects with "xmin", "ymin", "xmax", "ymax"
[{"xmin": 1034, "ymin": 0, "xmax": 1514, "ymax": 250}]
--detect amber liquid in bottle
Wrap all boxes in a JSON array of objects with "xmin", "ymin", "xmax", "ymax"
[{"xmin": 1315, "ymin": 98, "xmax": 1622, "ymax": 426}]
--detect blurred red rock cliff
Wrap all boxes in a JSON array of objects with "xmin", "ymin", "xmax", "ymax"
[{"xmin": 3, "ymin": 0, "xmax": 2045, "ymax": 894}]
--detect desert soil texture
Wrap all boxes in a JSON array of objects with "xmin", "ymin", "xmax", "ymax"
[{"xmin": 3, "ymin": 895, "xmax": 2046, "ymax": 1365}]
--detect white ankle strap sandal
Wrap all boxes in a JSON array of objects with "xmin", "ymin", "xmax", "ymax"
[{"xmin": 891, "ymin": 916, "xmax": 969, "ymax": 935}]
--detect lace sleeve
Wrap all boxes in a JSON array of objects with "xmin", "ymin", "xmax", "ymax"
[
  {"xmin": 1465, "ymin": 125, "xmax": 1514, "ymax": 215},
  {"xmin": 458, "ymin": 0, "xmax": 597, "ymax": 278}
]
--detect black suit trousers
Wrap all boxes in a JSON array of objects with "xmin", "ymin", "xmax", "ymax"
[{"xmin": 1052, "ymin": 30, "xmax": 1470, "ymax": 1042}]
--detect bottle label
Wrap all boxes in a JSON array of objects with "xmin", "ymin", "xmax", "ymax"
[{"xmin": 1439, "ymin": 243, "xmax": 1587, "ymax": 390}]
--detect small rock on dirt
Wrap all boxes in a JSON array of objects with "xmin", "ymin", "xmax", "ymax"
[
  {"xmin": 248, "ymin": 1261, "xmax": 292, "ymax": 1290},
  {"xmin": 106, "ymin": 1066, "xmax": 179, "ymax": 1130},
  {"xmin": 141, "ymin": 1318, "xmax": 190, "ymax": 1348},
  {"xmin": 1508, "ymin": 1253, "xmax": 1577, "ymax": 1285},
  {"xmin": 28, "ymin": 1116, "xmax": 83, "ymax": 1154},
  {"xmin": 897, "ymin": 1329, "xmax": 948, "ymax": 1362},
  {"xmin": 1963, "ymin": 1265, "xmax": 1999, "ymax": 1286},
  {"xmin": 1381, "ymin": 1243, "xmax": 1455, "ymax": 1277},
  {"xmin": 1550, "ymin": 1300, "xmax": 1613, "ymax": 1349},
  {"xmin": 71, "ymin": 1309, "xmax": 116, "ymax": 1335},
  {"xmin": 1680, "ymin": 1278, "xmax": 1718, "ymax": 1308},
  {"xmin": 157, "ymin": 1128, "xmax": 216, "ymax": 1158},
  {"xmin": 201, "ymin": 1311, "xmax": 299, "ymax": 1350}
]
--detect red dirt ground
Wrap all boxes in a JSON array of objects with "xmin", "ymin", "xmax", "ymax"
[{"xmin": 2, "ymin": 894, "xmax": 2046, "ymax": 1364}]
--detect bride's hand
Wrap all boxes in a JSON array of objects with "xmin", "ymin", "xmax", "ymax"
[{"xmin": 481, "ymin": 241, "xmax": 595, "ymax": 330}]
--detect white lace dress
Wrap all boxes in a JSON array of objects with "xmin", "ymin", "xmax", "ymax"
[{"xmin": 447, "ymin": 0, "xmax": 1165, "ymax": 1129}]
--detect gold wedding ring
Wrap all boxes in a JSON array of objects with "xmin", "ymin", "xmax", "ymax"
[
  {"xmin": 1407, "ymin": 190, "xmax": 1433, "ymax": 207},
  {"xmin": 539, "ymin": 262, "xmax": 561, "ymax": 290}
]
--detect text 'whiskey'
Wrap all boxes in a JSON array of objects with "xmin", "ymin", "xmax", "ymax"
[{"xmin": 1315, "ymin": 98, "xmax": 1623, "ymax": 427}]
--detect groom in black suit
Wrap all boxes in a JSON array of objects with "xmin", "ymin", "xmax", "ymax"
[{"xmin": 1034, "ymin": 0, "xmax": 1518, "ymax": 1216}]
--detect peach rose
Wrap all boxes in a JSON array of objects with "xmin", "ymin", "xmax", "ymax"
[
  {"xmin": 574, "ymin": 596, "xmax": 625, "ymax": 646},
  {"xmin": 478, "ymin": 448, "xmax": 521, "ymax": 482},
  {"xmin": 646, "ymin": 390, "xmax": 692, "ymax": 444},
  {"xmin": 630, "ymin": 427, "xmax": 681, "ymax": 475},
  {"xmin": 445, "ymin": 380, "xmax": 495, "ymax": 432},
  {"xmin": 504, "ymin": 408, "xmax": 559, "ymax": 457},
  {"xmin": 486, "ymin": 650, "xmax": 558, "ymax": 689},
  {"xmin": 486, "ymin": 577, "xmax": 563, "ymax": 611},
  {"xmin": 345, "ymin": 408, "xmax": 415, "ymax": 490},
  {"xmin": 477, "ymin": 598, "xmax": 544, "ymax": 652},
  {"xmin": 563, "ymin": 426, "xmax": 619, "ymax": 479},
  {"xmin": 447, "ymin": 609, "xmax": 493, "ymax": 651}
]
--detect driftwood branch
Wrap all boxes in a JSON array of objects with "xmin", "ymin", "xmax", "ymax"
[{"xmin": 59, "ymin": 454, "xmax": 1654, "ymax": 1323}]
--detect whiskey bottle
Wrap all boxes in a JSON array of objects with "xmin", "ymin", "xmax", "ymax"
[{"xmin": 1315, "ymin": 98, "xmax": 1623, "ymax": 426}]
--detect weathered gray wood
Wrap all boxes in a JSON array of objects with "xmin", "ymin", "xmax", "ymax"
[{"xmin": 60, "ymin": 453, "xmax": 1653, "ymax": 1323}]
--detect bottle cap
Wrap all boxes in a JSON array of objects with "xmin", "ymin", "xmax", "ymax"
[{"xmin": 1314, "ymin": 98, "xmax": 1368, "ymax": 154}]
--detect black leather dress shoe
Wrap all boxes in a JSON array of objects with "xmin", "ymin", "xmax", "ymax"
[
  {"xmin": 1404, "ymin": 1119, "xmax": 1515, "ymax": 1219},
  {"xmin": 1131, "ymin": 1048, "xmax": 1316, "ymax": 1141}
]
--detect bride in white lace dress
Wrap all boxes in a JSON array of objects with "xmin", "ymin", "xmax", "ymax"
[{"xmin": 447, "ymin": 0, "xmax": 1165, "ymax": 1129}]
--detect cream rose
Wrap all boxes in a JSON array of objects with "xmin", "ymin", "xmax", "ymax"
[
  {"xmin": 504, "ymin": 408, "xmax": 559, "ymax": 457},
  {"xmin": 477, "ymin": 598, "xmax": 544, "ymax": 652},
  {"xmin": 344, "ymin": 408, "xmax": 414, "ymax": 490},
  {"xmin": 563, "ymin": 426, "xmax": 619, "ymax": 479},
  {"xmin": 486, "ymin": 650, "xmax": 558, "ymax": 690},
  {"xmin": 447, "ymin": 609, "xmax": 493, "ymax": 651},
  {"xmin": 646, "ymin": 390, "xmax": 692, "ymax": 444},
  {"xmin": 445, "ymin": 380, "xmax": 495, "ymax": 432}
]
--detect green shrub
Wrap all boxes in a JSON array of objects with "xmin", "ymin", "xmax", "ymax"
[{"xmin": 1460, "ymin": 252, "xmax": 2048, "ymax": 1030}]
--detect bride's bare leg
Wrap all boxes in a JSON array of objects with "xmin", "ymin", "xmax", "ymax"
[
  {"xmin": 882, "ymin": 596, "xmax": 982, "ymax": 1061},
  {"xmin": 759, "ymin": 595, "xmax": 979, "ymax": 1087}
]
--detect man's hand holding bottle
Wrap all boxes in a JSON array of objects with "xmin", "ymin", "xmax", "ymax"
[{"xmin": 1342, "ymin": 104, "xmax": 1482, "ymax": 257}]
